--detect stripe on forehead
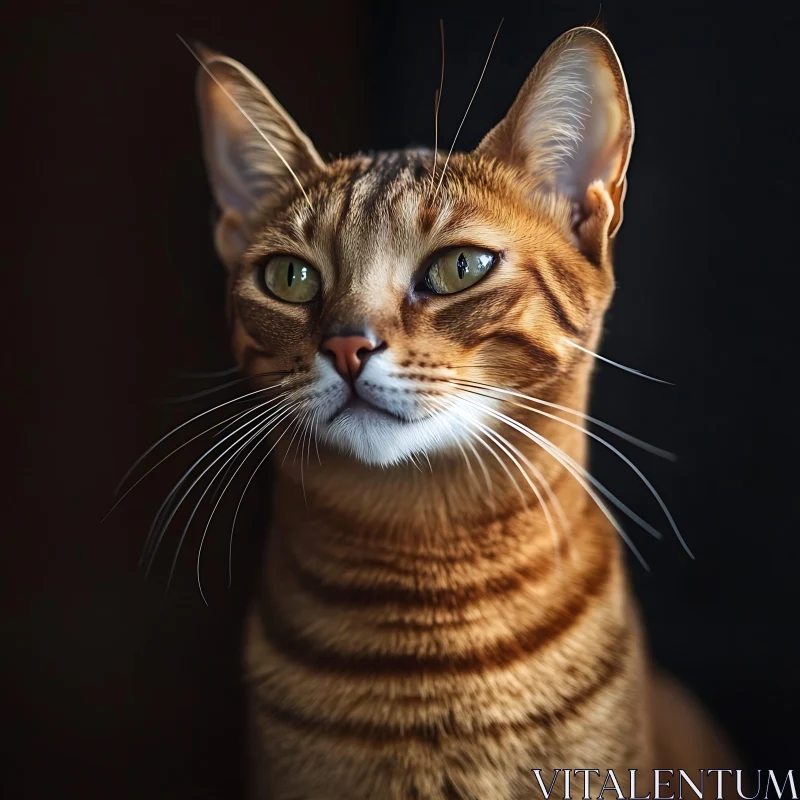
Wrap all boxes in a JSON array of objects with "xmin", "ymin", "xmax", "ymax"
[{"xmin": 326, "ymin": 151, "xmax": 433, "ymax": 279}]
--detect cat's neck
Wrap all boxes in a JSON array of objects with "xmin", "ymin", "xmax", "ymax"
[
  {"xmin": 252, "ymin": 374, "xmax": 628, "ymax": 699},
  {"xmin": 268, "ymin": 375, "xmax": 597, "ymax": 560},
  {"xmin": 252, "ymin": 387, "xmax": 626, "ymax": 688}
]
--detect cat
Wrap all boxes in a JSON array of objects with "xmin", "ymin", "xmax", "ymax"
[{"xmin": 189, "ymin": 25, "xmax": 737, "ymax": 800}]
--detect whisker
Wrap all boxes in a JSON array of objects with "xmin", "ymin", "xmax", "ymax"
[
  {"xmin": 159, "ymin": 371, "xmax": 289, "ymax": 404},
  {"xmin": 227, "ymin": 410, "xmax": 301, "ymax": 587},
  {"xmin": 429, "ymin": 18, "xmax": 445, "ymax": 195},
  {"xmin": 421, "ymin": 450, "xmax": 434, "ymax": 472},
  {"xmin": 113, "ymin": 382, "xmax": 287, "ymax": 498},
  {"xmin": 563, "ymin": 339, "xmax": 673, "ymax": 385},
  {"xmin": 472, "ymin": 417, "xmax": 561, "ymax": 557},
  {"xmin": 464, "ymin": 435, "xmax": 494, "ymax": 498},
  {"xmin": 406, "ymin": 452, "xmax": 424, "ymax": 472},
  {"xmin": 178, "ymin": 36, "xmax": 314, "ymax": 210},
  {"xmin": 280, "ymin": 415, "xmax": 307, "ymax": 470},
  {"xmin": 311, "ymin": 406, "xmax": 323, "ymax": 466},
  {"xmin": 449, "ymin": 425, "xmax": 483, "ymax": 497},
  {"xmin": 453, "ymin": 383, "xmax": 692, "ymax": 558},
  {"xmin": 194, "ymin": 402, "xmax": 300, "ymax": 603},
  {"xmin": 296, "ymin": 411, "xmax": 312, "ymax": 508},
  {"xmin": 477, "ymin": 410, "xmax": 572, "ymax": 557},
  {"xmin": 103, "ymin": 398, "xmax": 284, "ymax": 523},
  {"xmin": 446, "ymin": 409, "xmax": 527, "ymax": 511},
  {"xmin": 305, "ymin": 406, "xmax": 320, "ymax": 470},
  {"xmin": 479, "ymin": 416, "xmax": 565, "ymax": 562},
  {"xmin": 212, "ymin": 394, "xmax": 289, "ymax": 439},
  {"xmin": 453, "ymin": 392, "xmax": 651, "ymax": 571},
  {"xmin": 293, "ymin": 411, "xmax": 310, "ymax": 466},
  {"xmin": 209, "ymin": 414, "xmax": 281, "ymax": 505},
  {"xmin": 136, "ymin": 396, "xmax": 288, "ymax": 553},
  {"xmin": 439, "ymin": 398, "xmax": 565, "ymax": 562},
  {"xmin": 302, "ymin": 410, "xmax": 311, "ymax": 470},
  {"xmin": 449, "ymin": 378, "xmax": 674, "ymax": 460},
  {"xmin": 465, "ymin": 439, "xmax": 494, "ymax": 497},
  {"xmin": 174, "ymin": 365, "xmax": 242, "ymax": 379},
  {"xmin": 471, "ymin": 431, "xmax": 526, "ymax": 507},
  {"xmin": 194, "ymin": 432, "xmax": 271, "ymax": 604},
  {"xmin": 166, "ymin": 401, "xmax": 300, "ymax": 595},
  {"xmin": 433, "ymin": 18, "xmax": 503, "ymax": 201},
  {"xmin": 454, "ymin": 388, "xmax": 666, "ymax": 541},
  {"xmin": 208, "ymin": 398, "xmax": 290, "ymax": 502},
  {"xmin": 143, "ymin": 399, "xmax": 294, "ymax": 574}
]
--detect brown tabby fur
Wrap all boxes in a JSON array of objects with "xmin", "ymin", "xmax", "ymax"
[{"xmin": 191, "ymin": 26, "xmax": 737, "ymax": 800}]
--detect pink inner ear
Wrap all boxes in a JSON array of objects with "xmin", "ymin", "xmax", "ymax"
[
  {"xmin": 551, "ymin": 50, "xmax": 628, "ymax": 198},
  {"xmin": 531, "ymin": 37, "xmax": 632, "ymax": 224},
  {"xmin": 196, "ymin": 50, "xmax": 324, "ymax": 226}
]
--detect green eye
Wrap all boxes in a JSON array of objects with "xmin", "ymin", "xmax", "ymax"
[
  {"xmin": 263, "ymin": 256, "xmax": 320, "ymax": 303},
  {"xmin": 424, "ymin": 247, "xmax": 496, "ymax": 295}
]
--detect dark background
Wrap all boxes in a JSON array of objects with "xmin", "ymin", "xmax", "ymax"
[{"xmin": 5, "ymin": 1, "xmax": 798, "ymax": 797}]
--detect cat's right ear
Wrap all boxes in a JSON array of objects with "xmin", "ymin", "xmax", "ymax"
[
  {"xmin": 195, "ymin": 46, "xmax": 325, "ymax": 269},
  {"xmin": 476, "ymin": 27, "xmax": 633, "ymax": 264}
]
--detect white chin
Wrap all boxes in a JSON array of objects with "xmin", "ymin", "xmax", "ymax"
[{"xmin": 320, "ymin": 404, "xmax": 467, "ymax": 467}]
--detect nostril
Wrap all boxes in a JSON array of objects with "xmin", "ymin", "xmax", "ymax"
[
  {"xmin": 321, "ymin": 335, "xmax": 385, "ymax": 380},
  {"xmin": 357, "ymin": 341, "xmax": 386, "ymax": 362}
]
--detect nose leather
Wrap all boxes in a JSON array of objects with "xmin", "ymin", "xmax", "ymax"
[{"xmin": 321, "ymin": 335, "xmax": 376, "ymax": 381}]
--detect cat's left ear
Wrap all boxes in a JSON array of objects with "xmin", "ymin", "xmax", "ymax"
[
  {"xmin": 476, "ymin": 27, "xmax": 634, "ymax": 262},
  {"xmin": 195, "ymin": 46, "xmax": 325, "ymax": 269}
]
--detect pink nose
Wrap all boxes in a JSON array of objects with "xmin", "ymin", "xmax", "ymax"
[{"xmin": 321, "ymin": 336, "xmax": 376, "ymax": 381}]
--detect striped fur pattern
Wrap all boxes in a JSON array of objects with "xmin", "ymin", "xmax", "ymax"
[{"xmin": 192, "ymin": 26, "xmax": 735, "ymax": 800}]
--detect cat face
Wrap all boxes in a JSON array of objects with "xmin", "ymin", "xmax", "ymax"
[{"xmin": 194, "ymin": 28, "xmax": 633, "ymax": 466}]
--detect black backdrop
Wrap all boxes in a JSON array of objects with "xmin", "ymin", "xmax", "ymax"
[{"xmin": 5, "ymin": 1, "xmax": 798, "ymax": 797}]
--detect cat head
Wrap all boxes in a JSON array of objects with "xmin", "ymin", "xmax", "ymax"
[{"xmin": 195, "ymin": 27, "xmax": 633, "ymax": 467}]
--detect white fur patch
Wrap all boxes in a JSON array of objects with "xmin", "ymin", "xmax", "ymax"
[{"xmin": 311, "ymin": 352, "xmax": 492, "ymax": 467}]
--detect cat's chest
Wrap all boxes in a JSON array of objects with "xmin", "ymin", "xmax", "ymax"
[{"xmin": 242, "ymin": 546, "xmax": 649, "ymax": 800}]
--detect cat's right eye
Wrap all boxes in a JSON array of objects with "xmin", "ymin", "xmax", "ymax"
[
  {"xmin": 263, "ymin": 256, "xmax": 321, "ymax": 303},
  {"xmin": 423, "ymin": 247, "xmax": 496, "ymax": 295}
]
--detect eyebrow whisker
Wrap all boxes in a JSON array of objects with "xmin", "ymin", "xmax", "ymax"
[
  {"xmin": 433, "ymin": 18, "xmax": 503, "ymax": 202},
  {"xmin": 430, "ymin": 19, "xmax": 446, "ymax": 195}
]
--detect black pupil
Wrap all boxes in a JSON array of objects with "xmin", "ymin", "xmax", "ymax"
[
  {"xmin": 287, "ymin": 262, "xmax": 295, "ymax": 287},
  {"xmin": 457, "ymin": 252, "xmax": 468, "ymax": 279}
]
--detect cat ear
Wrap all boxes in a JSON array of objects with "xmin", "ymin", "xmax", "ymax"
[
  {"xmin": 195, "ymin": 46, "xmax": 325, "ymax": 268},
  {"xmin": 476, "ymin": 27, "xmax": 634, "ymax": 257}
]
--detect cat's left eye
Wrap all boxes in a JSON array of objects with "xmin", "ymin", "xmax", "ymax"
[
  {"xmin": 424, "ymin": 247, "xmax": 496, "ymax": 295},
  {"xmin": 263, "ymin": 256, "xmax": 320, "ymax": 303}
]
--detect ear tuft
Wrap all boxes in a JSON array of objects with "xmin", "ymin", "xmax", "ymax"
[{"xmin": 477, "ymin": 27, "xmax": 634, "ymax": 249}]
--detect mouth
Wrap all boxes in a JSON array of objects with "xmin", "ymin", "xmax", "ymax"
[
  {"xmin": 326, "ymin": 396, "xmax": 409, "ymax": 424},
  {"xmin": 317, "ymin": 387, "xmax": 474, "ymax": 467}
]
